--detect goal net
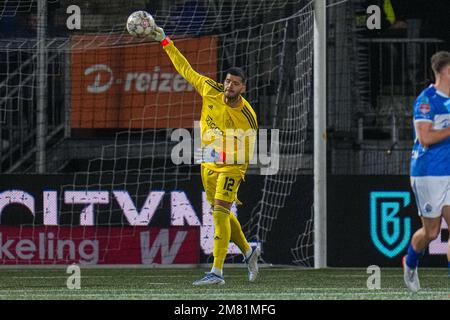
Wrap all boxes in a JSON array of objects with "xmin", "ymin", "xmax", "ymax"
[{"xmin": 0, "ymin": 0, "xmax": 315, "ymax": 267}]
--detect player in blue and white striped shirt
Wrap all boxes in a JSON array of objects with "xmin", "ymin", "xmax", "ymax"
[{"xmin": 405, "ymin": 51, "xmax": 450, "ymax": 292}]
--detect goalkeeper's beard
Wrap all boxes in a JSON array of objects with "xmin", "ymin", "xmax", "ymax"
[{"xmin": 224, "ymin": 91, "xmax": 240, "ymax": 103}]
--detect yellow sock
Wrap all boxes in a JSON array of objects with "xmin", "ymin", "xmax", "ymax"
[
  {"xmin": 229, "ymin": 212, "xmax": 251, "ymax": 255},
  {"xmin": 212, "ymin": 205, "xmax": 231, "ymax": 270}
]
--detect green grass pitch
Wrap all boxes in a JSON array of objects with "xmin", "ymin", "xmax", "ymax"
[{"xmin": 0, "ymin": 267, "xmax": 448, "ymax": 300}]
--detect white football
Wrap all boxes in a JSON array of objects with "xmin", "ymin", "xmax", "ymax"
[{"xmin": 126, "ymin": 11, "xmax": 156, "ymax": 37}]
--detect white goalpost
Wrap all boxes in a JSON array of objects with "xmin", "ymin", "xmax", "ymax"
[{"xmin": 313, "ymin": 0, "xmax": 327, "ymax": 269}]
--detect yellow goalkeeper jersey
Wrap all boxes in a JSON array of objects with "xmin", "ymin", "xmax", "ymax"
[{"xmin": 163, "ymin": 41, "xmax": 258, "ymax": 178}]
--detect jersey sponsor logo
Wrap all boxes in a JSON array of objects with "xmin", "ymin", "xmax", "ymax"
[
  {"xmin": 205, "ymin": 115, "xmax": 224, "ymax": 136},
  {"xmin": 208, "ymin": 105, "xmax": 213, "ymax": 110},
  {"xmin": 419, "ymin": 103, "xmax": 430, "ymax": 114},
  {"xmin": 370, "ymin": 191, "xmax": 411, "ymax": 258}
]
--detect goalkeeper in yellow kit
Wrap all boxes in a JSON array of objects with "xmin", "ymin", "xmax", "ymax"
[{"xmin": 149, "ymin": 26, "xmax": 261, "ymax": 285}]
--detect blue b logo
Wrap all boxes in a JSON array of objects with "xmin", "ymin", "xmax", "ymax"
[{"xmin": 370, "ymin": 192, "xmax": 411, "ymax": 258}]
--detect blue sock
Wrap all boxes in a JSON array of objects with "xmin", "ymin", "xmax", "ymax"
[
  {"xmin": 448, "ymin": 262, "xmax": 450, "ymax": 276},
  {"xmin": 406, "ymin": 244, "xmax": 423, "ymax": 269}
]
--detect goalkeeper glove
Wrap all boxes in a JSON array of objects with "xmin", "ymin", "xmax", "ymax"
[
  {"xmin": 194, "ymin": 146, "xmax": 226, "ymax": 164},
  {"xmin": 149, "ymin": 26, "xmax": 167, "ymax": 43}
]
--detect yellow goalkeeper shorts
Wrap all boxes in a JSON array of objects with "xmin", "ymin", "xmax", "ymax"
[{"xmin": 201, "ymin": 165, "xmax": 243, "ymax": 206}]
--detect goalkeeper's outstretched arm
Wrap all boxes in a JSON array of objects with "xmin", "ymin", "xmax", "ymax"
[{"xmin": 149, "ymin": 26, "xmax": 207, "ymax": 95}]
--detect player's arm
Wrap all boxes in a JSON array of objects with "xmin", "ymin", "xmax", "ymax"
[
  {"xmin": 149, "ymin": 26, "xmax": 207, "ymax": 94},
  {"xmin": 413, "ymin": 97, "xmax": 450, "ymax": 147},
  {"xmin": 414, "ymin": 121, "xmax": 450, "ymax": 147}
]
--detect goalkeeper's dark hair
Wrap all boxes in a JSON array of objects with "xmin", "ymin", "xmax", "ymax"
[{"xmin": 226, "ymin": 67, "xmax": 247, "ymax": 84}]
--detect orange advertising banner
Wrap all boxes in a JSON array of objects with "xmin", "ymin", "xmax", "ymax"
[{"xmin": 71, "ymin": 36, "xmax": 218, "ymax": 128}]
